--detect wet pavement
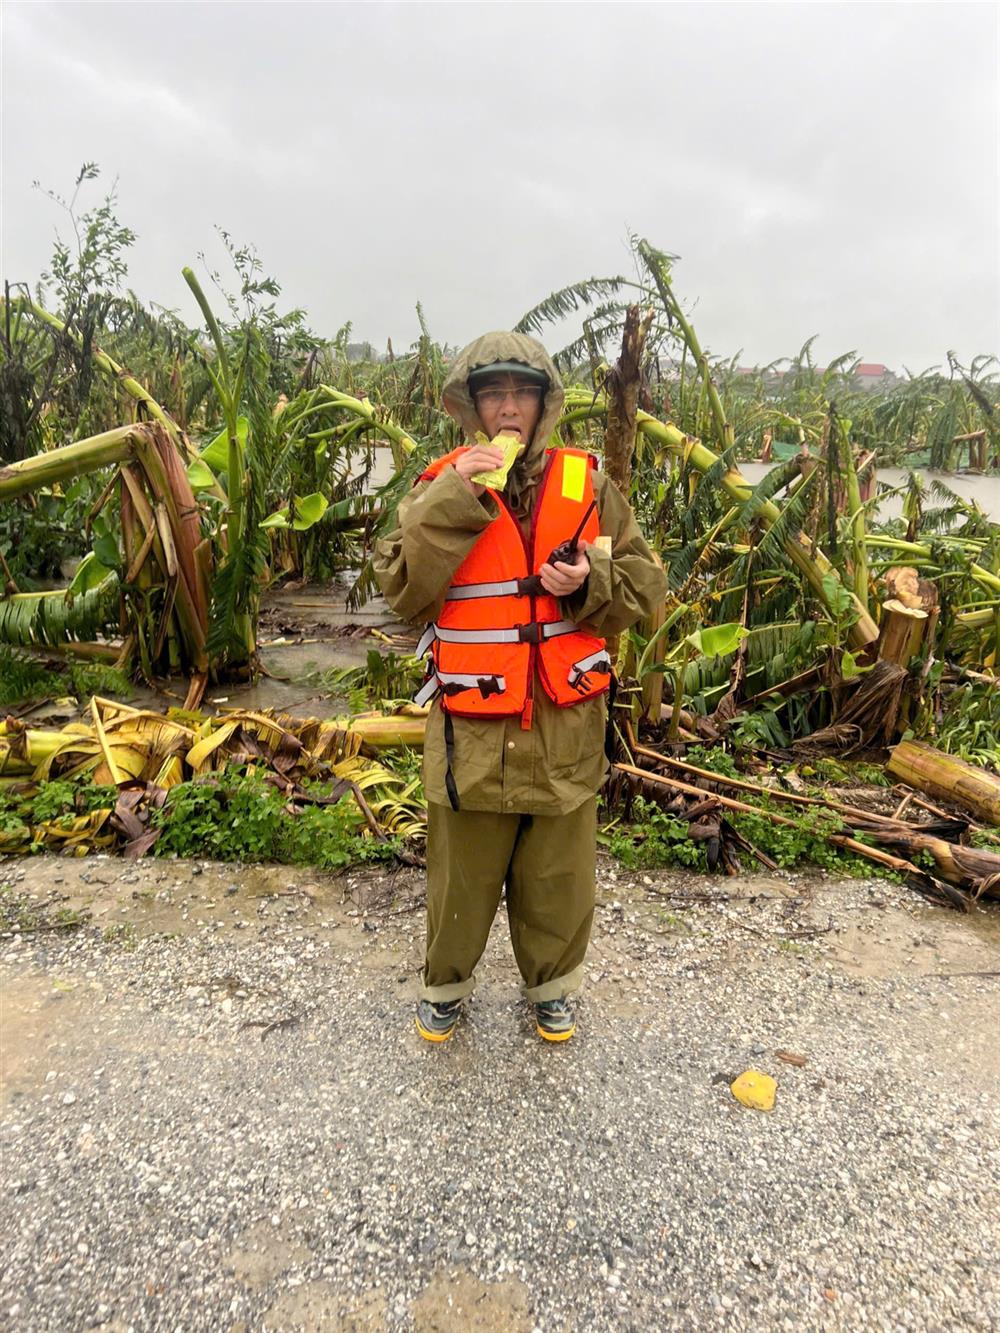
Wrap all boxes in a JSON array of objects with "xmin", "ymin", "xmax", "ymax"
[{"xmin": 2, "ymin": 856, "xmax": 999, "ymax": 1331}]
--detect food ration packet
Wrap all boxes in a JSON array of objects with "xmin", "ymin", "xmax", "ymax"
[{"xmin": 470, "ymin": 432, "xmax": 525, "ymax": 490}]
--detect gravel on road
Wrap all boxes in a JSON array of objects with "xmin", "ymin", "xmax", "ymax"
[{"xmin": 1, "ymin": 855, "xmax": 998, "ymax": 1332}]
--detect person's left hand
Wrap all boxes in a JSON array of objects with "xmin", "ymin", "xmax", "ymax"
[{"xmin": 539, "ymin": 551, "xmax": 590, "ymax": 597}]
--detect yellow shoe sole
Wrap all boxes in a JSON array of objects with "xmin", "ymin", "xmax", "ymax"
[
  {"xmin": 536, "ymin": 1022, "xmax": 575, "ymax": 1043},
  {"xmin": 415, "ymin": 1016, "xmax": 456, "ymax": 1043}
]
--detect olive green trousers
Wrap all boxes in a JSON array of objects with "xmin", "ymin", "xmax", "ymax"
[{"xmin": 420, "ymin": 797, "xmax": 597, "ymax": 1004}]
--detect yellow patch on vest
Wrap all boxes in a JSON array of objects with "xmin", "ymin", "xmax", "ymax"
[{"xmin": 561, "ymin": 454, "xmax": 587, "ymax": 502}]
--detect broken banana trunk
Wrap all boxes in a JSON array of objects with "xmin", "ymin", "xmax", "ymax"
[{"xmin": 887, "ymin": 740, "xmax": 1000, "ymax": 828}]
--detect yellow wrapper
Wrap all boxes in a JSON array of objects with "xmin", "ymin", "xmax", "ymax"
[
  {"xmin": 470, "ymin": 432, "xmax": 524, "ymax": 489},
  {"xmin": 730, "ymin": 1069, "xmax": 777, "ymax": 1112}
]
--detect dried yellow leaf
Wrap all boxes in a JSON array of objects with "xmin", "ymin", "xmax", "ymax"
[{"xmin": 186, "ymin": 722, "xmax": 240, "ymax": 773}]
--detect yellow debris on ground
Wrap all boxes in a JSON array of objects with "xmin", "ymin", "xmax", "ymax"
[
  {"xmin": 730, "ymin": 1069, "xmax": 777, "ymax": 1112},
  {"xmin": 0, "ymin": 698, "xmax": 429, "ymax": 856}
]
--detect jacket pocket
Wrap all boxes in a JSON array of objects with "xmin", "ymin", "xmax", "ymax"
[{"xmin": 548, "ymin": 695, "xmax": 606, "ymax": 775}]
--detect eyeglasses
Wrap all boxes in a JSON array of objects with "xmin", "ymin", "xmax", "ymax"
[{"xmin": 473, "ymin": 385, "xmax": 544, "ymax": 408}]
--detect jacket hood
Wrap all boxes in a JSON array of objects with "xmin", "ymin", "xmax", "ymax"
[{"xmin": 441, "ymin": 331, "xmax": 565, "ymax": 517}]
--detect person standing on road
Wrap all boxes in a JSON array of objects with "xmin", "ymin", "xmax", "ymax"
[{"xmin": 374, "ymin": 331, "xmax": 666, "ymax": 1043}]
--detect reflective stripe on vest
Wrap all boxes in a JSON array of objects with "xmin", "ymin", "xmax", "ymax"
[
  {"xmin": 444, "ymin": 579, "xmax": 532, "ymax": 601},
  {"xmin": 568, "ymin": 649, "xmax": 612, "ymax": 689},
  {"xmin": 416, "ymin": 624, "xmax": 436, "ymax": 658},
  {"xmin": 428, "ymin": 619, "xmax": 577, "ymax": 646},
  {"xmin": 414, "ymin": 674, "xmax": 439, "ymax": 707}
]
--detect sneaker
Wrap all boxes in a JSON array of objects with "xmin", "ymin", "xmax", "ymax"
[
  {"xmin": 414, "ymin": 998, "xmax": 462, "ymax": 1043},
  {"xmin": 534, "ymin": 998, "xmax": 576, "ymax": 1043}
]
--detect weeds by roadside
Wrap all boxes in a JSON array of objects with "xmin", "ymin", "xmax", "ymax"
[
  {"xmin": 1, "ymin": 769, "xmax": 401, "ymax": 871},
  {"xmin": 102, "ymin": 921, "xmax": 138, "ymax": 951},
  {"xmin": 152, "ymin": 769, "xmax": 401, "ymax": 869},
  {"xmin": 0, "ymin": 647, "xmax": 131, "ymax": 710},
  {"xmin": 602, "ymin": 793, "xmax": 894, "ymax": 878}
]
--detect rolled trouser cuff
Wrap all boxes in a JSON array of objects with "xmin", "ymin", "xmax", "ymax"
[
  {"xmin": 521, "ymin": 962, "xmax": 585, "ymax": 1004},
  {"xmin": 420, "ymin": 974, "xmax": 478, "ymax": 1003}
]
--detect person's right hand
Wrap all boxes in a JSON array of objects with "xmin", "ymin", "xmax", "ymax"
[{"xmin": 452, "ymin": 445, "xmax": 505, "ymax": 496}]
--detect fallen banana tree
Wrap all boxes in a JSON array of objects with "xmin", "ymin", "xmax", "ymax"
[
  {"xmin": 0, "ymin": 296, "xmax": 198, "ymax": 461},
  {"xmin": 613, "ymin": 740, "xmax": 1000, "ymax": 909},
  {"xmin": 0, "ymin": 422, "xmax": 210, "ymax": 705},
  {"xmin": 0, "ymin": 700, "xmax": 425, "ymax": 780},
  {"xmin": 0, "ymin": 699, "xmax": 427, "ymax": 858},
  {"xmin": 2, "ymin": 283, "xmax": 416, "ymax": 687},
  {"xmin": 6, "ymin": 697, "xmax": 998, "ymax": 907},
  {"xmin": 560, "ymin": 389, "xmax": 880, "ymax": 651},
  {"xmin": 0, "ymin": 576, "xmax": 120, "ymax": 657},
  {"xmin": 887, "ymin": 739, "xmax": 1000, "ymax": 826},
  {"xmin": 540, "ymin": 258, "xmax": 998, "ymax": 757}
]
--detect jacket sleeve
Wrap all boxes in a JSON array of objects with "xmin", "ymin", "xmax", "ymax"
[
  {"xmin": 372, "ymin": 465, "xmax": 500, "ymax": 624},
  {"xmin": 560, "ymin": 471, "xmax": 667, "ymax": 636}
]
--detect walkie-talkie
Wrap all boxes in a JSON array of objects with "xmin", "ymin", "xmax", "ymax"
[{"xmin": 521, "ymin": 499, "xmax": 597, "ymax": 596}]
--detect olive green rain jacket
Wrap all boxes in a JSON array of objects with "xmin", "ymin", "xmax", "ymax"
[{"xmin": 373, "ymin": 331, "xmax": 668, "ymax": 816}]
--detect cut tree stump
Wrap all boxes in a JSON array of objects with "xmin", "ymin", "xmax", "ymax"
[{"xmin": 878, "ymin": 599, "xmax": 929, "ymax": 668}]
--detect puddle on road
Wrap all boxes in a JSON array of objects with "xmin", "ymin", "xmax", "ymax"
[
  {"xmin": 261, "ymin": 1281, "xmax": 387, "ymax": 1331},
  {"xmin": 235, "ymin": 1230, "xmax": 532, "ymax": 1331},
  {"xmin": 1, "ymin": 857, "xmax": 424, "ymax": 945},
  {"xmin": 829, "ymin": 901, "xmax": 1000, "ymax": 978},
  {"xmin": 410, "ymin": 1271, "xmax": 533, "ymax": 1332},
  {"xmin": 225, "ymin": 1219, "xmax": 313, "ymax": 1290},
  {"xmin": 1, "ymin": 973, "xmax": 96, "ymax": 1111},
  {"xmin": 257, "ymin": 1264, "xmax": 536, "ymax": 1332}
]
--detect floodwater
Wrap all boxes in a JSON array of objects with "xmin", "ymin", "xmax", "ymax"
[
  {"xmin": 367, "ymin": 445, "xmax": 1000, "ymax": 522},
  {"xmin": 18, "ymin": 576, "xmax": 415, "ymax": 726},
  {"xmin": 739, "ymin": 462, "xmax": 1000, "ymax": 523}
]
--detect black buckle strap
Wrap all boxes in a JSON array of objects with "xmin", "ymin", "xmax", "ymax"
[
  {"xmin": 440, "ymin": 676, "xmax": 504, "ymax": 700},
  {"xmin": 516, "ymin": 622, "xmax": 542, "ymax": 644},
  {"xmin": 569, "ymin": 654, "xmax": 611, "ymax": 690},
  {"xmin": 604, "ymin": 671, "xmax": 619, "ymax": 764},
  {"xmin": 443, "ymin": 711, "xmax": 460, "ymax": 812}
]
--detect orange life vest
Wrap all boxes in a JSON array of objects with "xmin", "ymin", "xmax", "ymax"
[{"xmin": 413, "ymin": 447, "xmax": 611, "ymax": 728}]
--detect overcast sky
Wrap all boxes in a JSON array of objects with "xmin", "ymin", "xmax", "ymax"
[{"xmin": 2, "ymin": 1, "xmax": 998, "ymax": 371}]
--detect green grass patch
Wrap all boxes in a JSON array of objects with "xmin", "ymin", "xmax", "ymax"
[
  {"xmin": 0, "ymin": 647, "xmax": 131, "ymax": 708},
  {"xmin": 606, "ymin": 792, "xmax": 896, "ymax": 878},
  {"xmin": 607, "ymin": 803, "xmax": 706, "ymax": 870},
  {"xmin": 2, "ymin": 769, "xmax": 403, "ymax": 872},
  {"xmin": 1, "ymin": 779, "xmax": 118, "ymax": 852},
  {"xmin": 152, "ymin": 769, "xmax": 400, "ymax": 869},
  {"xmin": 102, "ymin": 921, "xmax": 138, "ymax": 951}
]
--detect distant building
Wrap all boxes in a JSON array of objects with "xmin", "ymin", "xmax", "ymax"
[{"xmin": 851, "ymin": 363, "xmax": 897, "ymax": 391}]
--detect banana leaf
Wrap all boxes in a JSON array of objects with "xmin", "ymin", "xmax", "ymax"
[{"xmin": 0, "ymin": 574, "xmax": 120, "ymax": 647}]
